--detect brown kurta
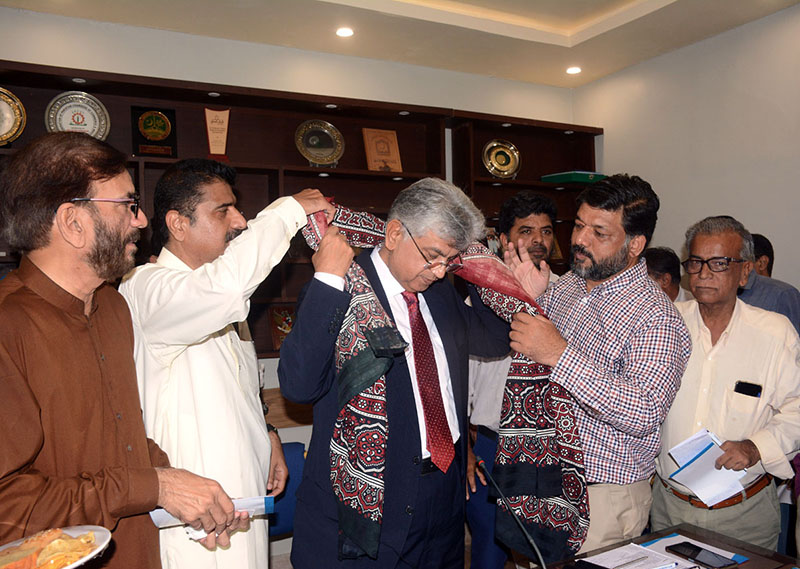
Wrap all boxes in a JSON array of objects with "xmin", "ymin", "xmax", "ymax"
[{"xmin": 0, "ymin": 257, "xmax": 168, "ymax": 568}]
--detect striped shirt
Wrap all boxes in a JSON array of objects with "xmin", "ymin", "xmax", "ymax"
[{"xmin": 539, "ymin": 259, "xmax": 691, "ymax": 484}]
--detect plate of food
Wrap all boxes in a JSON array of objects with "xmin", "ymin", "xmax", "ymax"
[{"xmin": 0, "ymin": 525, "xmax": 111, "ymax": 569}]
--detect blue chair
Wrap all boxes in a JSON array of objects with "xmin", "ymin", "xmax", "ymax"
[{"xmin": 269, "ymin": 441, "xmax": 306, "ymax": 537}]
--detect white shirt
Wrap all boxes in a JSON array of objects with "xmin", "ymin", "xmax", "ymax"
[
  {"xmin": 657, "ymin": 299, "xmax": 800, "ymax": 489},
  {"xmin": 313, "ymin": 246, "xmax": 460, "ymax": 457},
  {"xmin": 119, "ymin": 196, "xmax": 306, "ymax": 569}
]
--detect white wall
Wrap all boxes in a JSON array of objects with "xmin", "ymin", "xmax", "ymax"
[
  {"xmin": 0, "ymin": 7, "xmax": 573, "ymax": 122},
  {"xmin": 574, "ymin": 4, "xmax": 800, "ymax": 287}
]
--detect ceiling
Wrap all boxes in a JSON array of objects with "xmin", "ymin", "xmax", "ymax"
[{"xmin": 2, "ymin": 0, "xmax": 797, "ymax": 87}]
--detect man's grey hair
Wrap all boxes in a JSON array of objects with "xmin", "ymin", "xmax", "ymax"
[
  {"xmin": 685, "ymin": 215, "xmax": 754, "ymax": 261},
  {"xmin": 387, "ymin": 177, "xmax": 486, "ymax": 251}
]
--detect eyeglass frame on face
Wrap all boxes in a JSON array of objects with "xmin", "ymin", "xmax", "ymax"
[
  {"xmin": 399, "ymin": 220, "xmax": 463, "ymax": 273},
  {"xmin": 681, "ymin": 256, "xmax": 746, "ymax": 274},
  {"xmin": 68, "ymin": 195, "xmax": 141, "ymax": 218}
]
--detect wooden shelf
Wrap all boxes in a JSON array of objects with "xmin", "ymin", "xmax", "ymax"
[{"xmin": 1, "ymin": 59, "xmax": 602, "ymax": 355}]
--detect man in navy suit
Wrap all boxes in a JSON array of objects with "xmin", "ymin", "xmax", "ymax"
[{"xmin": 279, "ymin": 178, "xmax": 510, "ymax": 568}]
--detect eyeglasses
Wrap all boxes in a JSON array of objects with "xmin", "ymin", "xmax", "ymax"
[
  {"xmin": 400, "ymin": 221, "xmax": 462, "ymax": 273},
  {"xmin": 681, "ymin": 256, "xmax": 745, "ymax": 274},
  {"xmin": 69, "ymin": 195, "xmax": 140, "ymax": 218}
]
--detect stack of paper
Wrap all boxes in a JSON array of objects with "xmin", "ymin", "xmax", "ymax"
[
  {"xmin": 584, "ymin": 543, "xmax": 688, "ymax": 569},
  {"xmin": 668, "ymin": 430, "xmax": 746, "ymax": 506}
]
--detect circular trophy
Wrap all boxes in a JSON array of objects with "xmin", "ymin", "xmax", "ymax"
[
  {"xmin": 0, "ymin": 87, "xmax": 26, "ymax": 146},
  {"xmin": 295, "ymin": 119, "xmax": 344, "ymax": 166},
  {"xmin": 482, "ymin": 139, "xmax": 520, "ymax": 179},
  {"xmin": 45, "ymin": 91, "xmax": 110, "ymax": 141}
]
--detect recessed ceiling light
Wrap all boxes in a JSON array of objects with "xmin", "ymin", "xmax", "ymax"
[
  {"xmin": 564, "ymin": 130, "xmax": 574, "ymax": 135},
  {"xmin": 392, "ymin": 177, "xmax": 403, "ymax": 181},
  {"xmin": 398, "ymin": 111, "xmax": 410, "ymax": 116},
  {"xmin": 208, "ymin": 92, "xmax": 221, "ymax": 97},
  {"xmin": 501, "ymin": 122, "xmax": 512, "ymax": 128},
  {"xmin": 566, "ymin": 67, "xmax": 582, "ymax": 75},
  {"xmin": 72, "ymin": 77, "xmax": 86, "ymax": 84},
  {"xmin": 318, "ymin": 172, "xmax": 330, "ymax": 177},
  {"xmin": 336, "ymin": 27, "xmax": 354, "ymax": 38},
  {"xmin": 492, "ymin": 182, "xmax": 502, "ymax": 187},
  {"xmin": 325, "ymin": 104, "xmax": 338, "ymax": 109}
]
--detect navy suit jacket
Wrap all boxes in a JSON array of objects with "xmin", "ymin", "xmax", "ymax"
[{"xmin": 278, "ymin": 250, "xmax": 509, "ymax": 566}]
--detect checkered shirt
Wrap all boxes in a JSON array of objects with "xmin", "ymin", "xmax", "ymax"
[{"xmin": 539, "ymin": 259, "xmax": 691, "ymax": 484}]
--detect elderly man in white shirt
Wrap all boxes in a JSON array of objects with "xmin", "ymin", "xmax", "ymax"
[
  {"xmin": 652, "ymin": 215, "xmax": 800, "ymax": 550},
  {"xmin": 120, "ymin": 159, "xmax": 333, "ymax": 569}
]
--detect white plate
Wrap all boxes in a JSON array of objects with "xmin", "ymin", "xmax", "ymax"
[{"xmin": 0, "ymin": 525, "xmax": 112, "ymax": 569}]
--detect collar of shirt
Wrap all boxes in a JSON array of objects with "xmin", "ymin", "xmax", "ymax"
[
  {"xmin": 157, "ymin": 246, "xmax": 193, "ymax": 271},
  {"xmin": 685, "ymin": 297, "xmax": 743, "ymax": 355},
  {"xmin": 370, "ymin": 246, "xmax": 405, "ymax": 300},
  {"xmin": 17, "ymin": 256, "xmax": 98, "ymax": 317}
]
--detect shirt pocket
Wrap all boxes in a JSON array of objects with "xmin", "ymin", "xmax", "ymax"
[{"xmin": 722, "ymin": 386, "xmax": 760, "ymax": 442}]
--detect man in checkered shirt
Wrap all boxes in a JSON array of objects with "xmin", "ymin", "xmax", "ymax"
[{"xmin": 507, "ymin": 174, "xmax": 692, "ymax": 553}]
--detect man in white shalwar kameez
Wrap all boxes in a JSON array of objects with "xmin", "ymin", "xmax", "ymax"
[{"xmin": 120, "ymin": 159, "xmax": 333, "ymax": 569}]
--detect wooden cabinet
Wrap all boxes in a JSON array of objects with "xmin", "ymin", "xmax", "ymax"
[
  {"xmin": 451, "ymin": 110, "xmax": 603, "ymax": 274},
  {"xmin": 1, "ymin": 59, "xmax": 603, "ymax": 354}
]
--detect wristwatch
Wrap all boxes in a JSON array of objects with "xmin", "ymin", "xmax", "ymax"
[{"xmin": 266, "ymin": 423, "xmax": 279, "ymax": 436}]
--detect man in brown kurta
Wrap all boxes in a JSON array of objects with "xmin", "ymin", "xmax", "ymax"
[{"xmin": 0, "ymin": 132, "xmax": 243, "ymax": 568}]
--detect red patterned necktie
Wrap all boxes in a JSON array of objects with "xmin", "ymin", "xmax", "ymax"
[{"xmin": 401, "ymin": 291, "xmax": 454, "ymax": 472}]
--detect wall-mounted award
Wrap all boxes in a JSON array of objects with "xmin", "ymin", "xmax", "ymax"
[
  {"xmin": 45, "ymin": 91, "xmax": 110, "ymax": 140},
  {"xmin": 205, "ymin": 108, "xmax": 230, "ymax": 160},
  {"xmin": 362, "ymin": 128, "xmax": 402, "ymax": 172},
  {"xmin": 482, "ymin": 139, "xmax": 520, "ymax": 179},
  {"xmin": 131, "ymin": 107, "xmax": 177, "ymax": 157},
  {"xmin": 0, "ymin": 87, "xmax": 26, "ymax": 146},
  {"xmin": 295, "ymin": 119, "xmax": 344, "ymax": 167}
]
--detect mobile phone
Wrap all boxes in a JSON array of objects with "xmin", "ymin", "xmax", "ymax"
[
  {"xmin": 665, "ymin": 541, "xmax": 737, "ymax": 569},
  {"xmin": 734, "ymin": 381, "xmax": 762, "ymax": 398}
]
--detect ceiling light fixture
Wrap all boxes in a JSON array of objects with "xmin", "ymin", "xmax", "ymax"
[
  {"xmin": 325, "ymin": 104, "xmax": 338, "ymax": 109},
  {"xmin": 336, "ymin": 27, "xmax": 354, "ymax": 38},
  {"xmin": 208, "ymin": 92, "xmax": 221, "ymax": 97},
  {"xmin": 398, "ymin": 111, "xmax": 410, "ymax": 116},
  {"xmin": 566, "ymin": 67, "xmax": 582, "ymax": 75},
  {"xmin": 72, "ymin": 78, "xmax": 86, "ymax": 84},
  {"xmin": 501, "ymin": 122, "xmax": 512, "ymax": 128}
]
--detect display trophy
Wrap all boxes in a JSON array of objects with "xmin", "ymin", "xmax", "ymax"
[
  {"xmin": 205, "ymin": 108, "xmax": 230, "ymax": 161},
  {"xmin": 131, "ymin": 107, "xmax": 177, "ymax": 157}
]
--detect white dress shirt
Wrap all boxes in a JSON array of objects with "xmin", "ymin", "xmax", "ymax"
[
  {"xmin": 314, "ymin": 246, "xmax": 460, "ymax": 457},
  {"xmin": 657, "ymin": 299, "xmax": 800, "ymax": 490},
  {"xmin": 120, "ymin": 196, "xmax": 306, "ymax": 569}
]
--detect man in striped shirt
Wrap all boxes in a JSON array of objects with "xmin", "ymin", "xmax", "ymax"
[{"xmin": 507, "ymin": 174, "xmax": 691, "ymax": 553}]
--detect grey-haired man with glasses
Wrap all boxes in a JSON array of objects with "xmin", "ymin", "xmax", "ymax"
[
  {"xmin": 278, "ymin": 177, "xmax": 510, "ymax": 569},
  {"xmin": 652, "ymin": 215, "xmax": 800, "ymax": 549}
]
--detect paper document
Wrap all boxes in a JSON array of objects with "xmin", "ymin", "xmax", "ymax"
[
  {"xmin": 584, "ymin": 543, "xmax": 685, "ymax": 569},
  {"xmin": 668, "ymin": 429, "xmax": 746, "ymax": 506},
  {"xmin": 150, "ymin": 496, "xmax": 274, "ymax": 540}
]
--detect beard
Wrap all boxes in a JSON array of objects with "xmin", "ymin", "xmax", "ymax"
[
  {"xmin": 86, "ymin": 214, "xmax": 140, "ymax": 282},
  {"xmin": 570, "ymin": 240, "xmax": 630, "ymax": 281}
]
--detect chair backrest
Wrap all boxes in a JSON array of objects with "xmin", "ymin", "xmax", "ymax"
[{"xmin": 269, "ymin": 441, "xmax": 306, "ymax": 537}]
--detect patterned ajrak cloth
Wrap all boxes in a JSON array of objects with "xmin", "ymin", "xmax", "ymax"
[
  {"xmin": 301, "ymin": 207, "xmax": 394, "ymax": 559},
  {"xmin": 457, "ymin": 245, "xmax": 589, "ymax": 563},
  {"xmin": 302, "ymin": 206, "xmax": 588, "ymax": 562}
]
